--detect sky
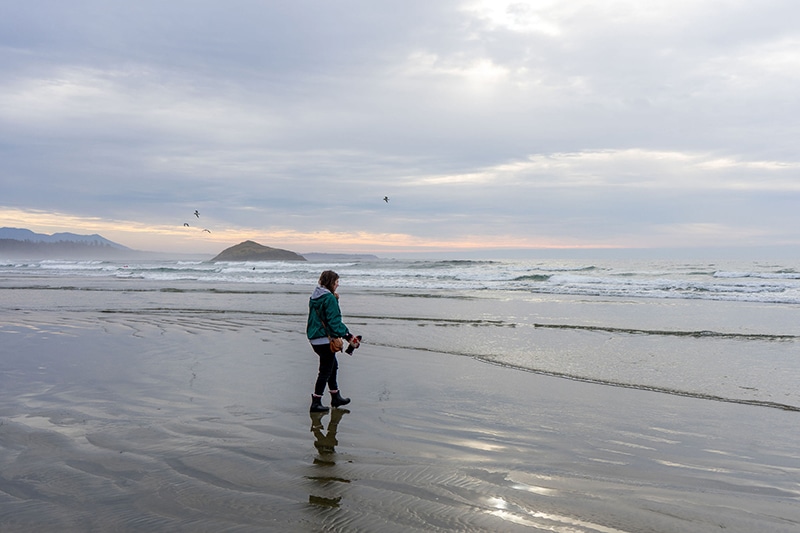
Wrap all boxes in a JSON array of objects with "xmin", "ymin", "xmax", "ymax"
[{"xmin": 1, "ymin": 1, "xmax": 799, "ymax": 257}]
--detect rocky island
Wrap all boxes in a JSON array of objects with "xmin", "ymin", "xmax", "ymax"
[{"xmin": 209, "ymin": 240, "xmax": 306, "ymax": 262}]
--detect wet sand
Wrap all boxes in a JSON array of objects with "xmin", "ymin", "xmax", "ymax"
[{"xmin": 1, "ymin": 294, "xmax": 799, "ymax": 531}]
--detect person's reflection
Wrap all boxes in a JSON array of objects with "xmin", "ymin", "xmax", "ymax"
[
  {"xmin": 310, "ymin": 408, "xmax": 348, "ymax": 461},
  {"xmin": 308, "ymin": 409, "xmax": 350, "ymax": 507}
]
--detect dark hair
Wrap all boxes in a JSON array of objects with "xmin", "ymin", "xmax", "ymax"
[{"xmin": 318, "ymin": 270, "xmax": 339, "ymax": 293}]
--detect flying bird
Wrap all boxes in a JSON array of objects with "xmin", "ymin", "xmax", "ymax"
[
  {"xmin": 383, "ymin": 196, "xmax": 389, "ymax": 203},
  {"xmin": 202, "ymin": 229, "xmax": 211, "ymax": 233},
  {"xmin": 194, "ymin": 210, "xmax": 200, "ymax": 218},
  {"xmin": 183, "ymin": 223, "xmax": 190, "ymax": 227}
]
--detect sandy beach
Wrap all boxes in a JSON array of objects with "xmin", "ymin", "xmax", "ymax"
[{"xmin": 1, "ymin": 281, "xmax": 799, "ymax": 532}]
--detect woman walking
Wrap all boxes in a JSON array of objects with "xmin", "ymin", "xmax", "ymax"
[{"xmin": 306, "ymin": 270, "xmax": 360, "ymax": 412}]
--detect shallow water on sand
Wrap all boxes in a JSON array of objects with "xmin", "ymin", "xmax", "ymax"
[
  {"xmin": 4, "ymin": 276, "xmax": 800, "ymax": 410},
  {"xmin": 1, "ymin": 280, "xmax": 799, "ymax": 531}
]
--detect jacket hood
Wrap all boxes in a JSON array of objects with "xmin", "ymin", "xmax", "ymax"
[{"xmin": 310, "ymin": 285, "xmax": 330, "ymax": 300}]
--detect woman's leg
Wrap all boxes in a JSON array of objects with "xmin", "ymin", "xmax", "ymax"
[
  {"xmin": 312, "ymin": 344, "xmax": 338, "ymax": 395},
  {"xmin": 327, "ymin": 355, "xmax": 339, "ymax": 392}
]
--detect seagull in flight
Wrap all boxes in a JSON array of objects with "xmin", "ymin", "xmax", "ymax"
[
  {"xmin": 194, "ymin": 210, "xmax": 200, "ymax": 218},
  {"xmin": 183, "ymin": 223, "xmax": 190, "ymax": 227},
  {"xmin": 383, "ymin": 196, "xmax": 389, "ymax": 203},
  {"xmin": 202, "ymin": 229, "xmax": 211, "ymax": 233}
]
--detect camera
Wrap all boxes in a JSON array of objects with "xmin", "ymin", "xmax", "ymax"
[{"xmin": 345, "ymin": 335, "xmax": 362, "ymax": 355}]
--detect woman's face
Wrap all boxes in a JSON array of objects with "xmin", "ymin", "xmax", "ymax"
[{"xmin": 333, "ymin": 279, "xmax": 340, "ymax": 291}]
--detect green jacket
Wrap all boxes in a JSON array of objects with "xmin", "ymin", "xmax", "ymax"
[{"xmin": 307, "ymin": 287, "xmax": 350, "ymax": 340}]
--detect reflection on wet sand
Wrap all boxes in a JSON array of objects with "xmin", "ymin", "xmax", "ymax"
[{"xmin": 307, "ymin": 409, "xmax": 350, "ymax": 507}]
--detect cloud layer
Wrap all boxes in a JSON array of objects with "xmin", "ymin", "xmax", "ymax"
[{"xmin": 2, "ymin": 1, "xmax": 799, "ymax": 255}]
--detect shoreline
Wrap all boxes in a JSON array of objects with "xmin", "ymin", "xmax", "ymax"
[{"xmin": 477, "ymin": 357, "xmax": 800, "ymax": 413}]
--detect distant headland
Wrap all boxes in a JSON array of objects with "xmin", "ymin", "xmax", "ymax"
[
  {"xmin": 302, "ymin": 252, "xmax": 381, "ymax": 262},
  {"xmin": 0, "ymin": 227, "xmax": 134, "ymax": 259}
]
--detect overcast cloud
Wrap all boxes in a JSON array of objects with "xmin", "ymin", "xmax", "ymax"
[{"xmin": 1, "ymin": 0, "xmax": 799, "ymax": 256}]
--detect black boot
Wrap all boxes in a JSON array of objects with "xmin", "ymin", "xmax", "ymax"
[
  {"xmin": 310, "ymin": 394, "xmax": 329, "ymax": 413},
  {"xmin": 330, "ymin": 390, "xmax": 350, "ymax": 407}
]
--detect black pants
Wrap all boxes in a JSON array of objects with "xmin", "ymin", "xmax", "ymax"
[{"xmin": 312, "ymin": 343, "xmax": 339, "ymax": 396}]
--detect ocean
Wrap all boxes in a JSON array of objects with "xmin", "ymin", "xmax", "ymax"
[
  {"xmin": 5, "ymin": 256, "xmax": 800, "ymax": 303},
  {"xmin": 3, "ymin": 256, "xmax": 799, "ymax": 411}
]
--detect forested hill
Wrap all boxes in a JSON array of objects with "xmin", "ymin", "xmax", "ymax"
[{"xmin": 0, "ymin": 227, "xmax": 134, "ymax": 259}]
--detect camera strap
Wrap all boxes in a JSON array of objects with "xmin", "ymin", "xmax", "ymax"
[{"xmin": 314, "ymin": 305, "xmax": 336, "ymax": 341}]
